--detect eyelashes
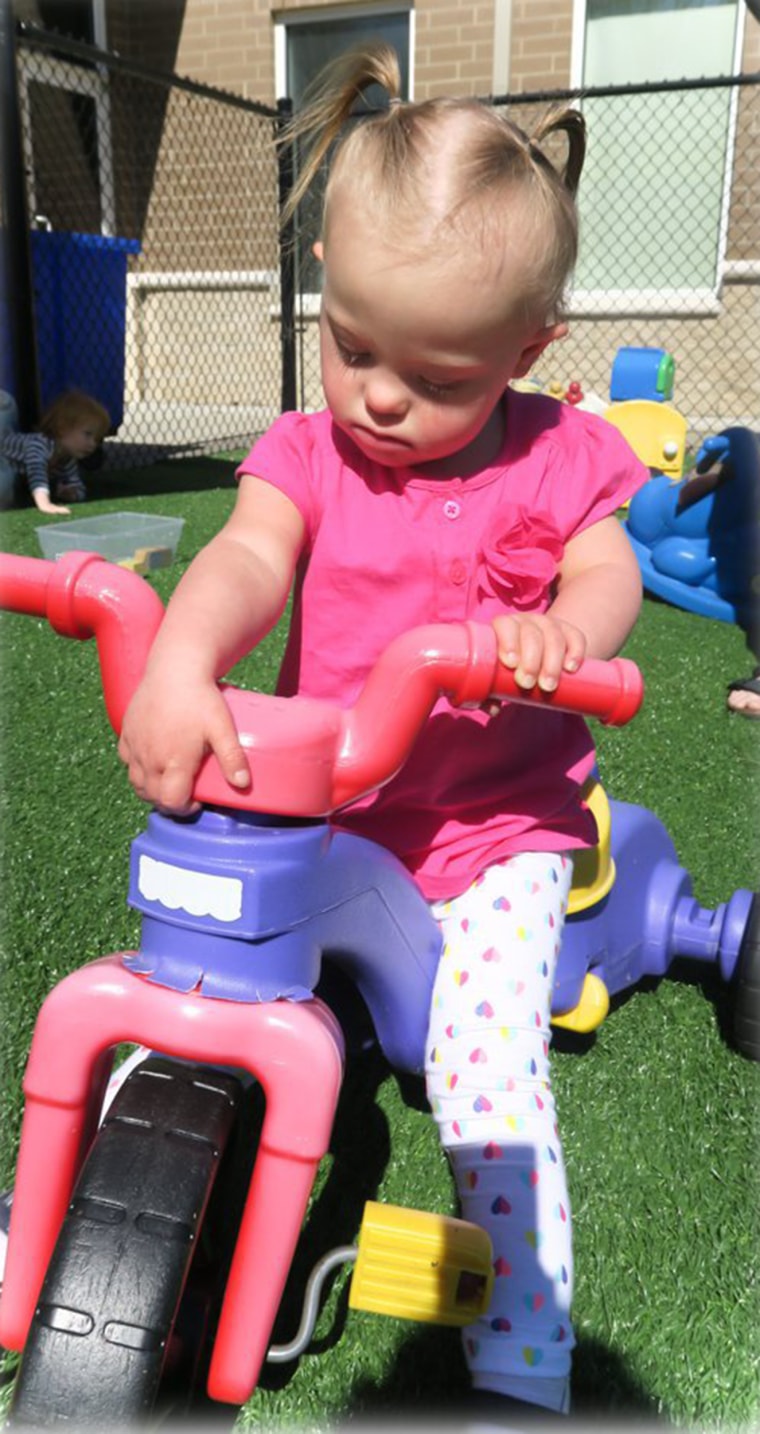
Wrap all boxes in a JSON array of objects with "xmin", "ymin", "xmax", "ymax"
[{"xmin": 334, "ymin": 339, "xmax": 458, "ymax": 399}]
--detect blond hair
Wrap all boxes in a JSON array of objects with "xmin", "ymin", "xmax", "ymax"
[
  {"xmin": 280, "ymin": 43, "xmax": 585, "ymax": 317},
  {"xmin": 40, "ymin": 389, "xmax": 111, "ymax": 442}
]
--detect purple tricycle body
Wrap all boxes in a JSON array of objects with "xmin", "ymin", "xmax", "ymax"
[{"xmin": 0, "ymin": 549, "xmax": 755, "ymax": 1426}]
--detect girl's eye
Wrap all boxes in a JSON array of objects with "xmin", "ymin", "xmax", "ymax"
[
  {"xmin": 420, "ymin": 377, "xmax": 457, "ymax": 398},
  {"xmin": 337, "ymin": 341, "xmax": 369, "ymax": 368}
]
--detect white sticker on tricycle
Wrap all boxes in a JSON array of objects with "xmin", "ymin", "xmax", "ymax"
[{"xmin": 137, "ymin": 854, "xmax": 244, "ymax": 922}]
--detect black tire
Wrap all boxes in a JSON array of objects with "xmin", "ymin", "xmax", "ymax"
[
  {"xmin": 9, "ymin": 1055, "xmax": 242, "ymax": 1428},
  {"xmin": 733, "ymin": 897, "xmax": 760, "ymax": 1061}
]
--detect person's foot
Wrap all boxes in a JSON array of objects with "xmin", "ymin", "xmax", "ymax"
[{"xmin": 727, "ymin": 668, "xmax": 760, "ymax": 717}]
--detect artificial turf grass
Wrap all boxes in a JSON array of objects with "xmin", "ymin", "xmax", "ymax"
[{"xmin": 1, "ymin": 478, "xmax": 758, "ymax": 1431}]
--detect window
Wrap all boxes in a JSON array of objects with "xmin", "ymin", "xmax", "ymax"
[
  {"xmin": 275, "ymin": 5, "xmax": 412, "ymax": 293},
  {"xmin": 19, "ymin": 0, "xmax": 102, "ymax": 47},
  {"xmin": 17, "ymin": 0, "xmax": 115, "ymax": 235},
  {"xmin": 570, "ymin": 0, "xmax": 743, "ymax": 311}
]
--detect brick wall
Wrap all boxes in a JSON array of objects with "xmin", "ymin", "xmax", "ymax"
[
  {"xmin": 509, "ymin": 0, "xmax": 574, "ymax": 91},
  {"xmin": 414, "ymin": 0, "xmax": 494, "ymax": 96},
  {"xmin": 732, "ymin": 13, "xmax": 760, "ymax": 263},
  {"xmin": 171, "ymin": 0, "xmax": 275, "ymax": 103}
]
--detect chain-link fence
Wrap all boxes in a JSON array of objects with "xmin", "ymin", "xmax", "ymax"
[
  {"xmin": 5, "ymin": 24, "xmax": 759, "ymax": 468},
  {"xmin": 6, "ymin": 24, "xmax": 287, "ymax": 466},
  {"xmin": 505, "ymin": 75, "xmax": 760, "ymax": 449}
]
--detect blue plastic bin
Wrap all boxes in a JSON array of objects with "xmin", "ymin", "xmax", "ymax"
[{"xmin": 30, "ymin": 230, "xmax": 140, "ymax": 429}]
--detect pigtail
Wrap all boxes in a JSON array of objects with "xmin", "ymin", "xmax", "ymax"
[
  {"xmin": 279, "ymin": 42, "xmax": 403, "ymax": 227},
  {"xmin": 531, "ymin": 107, "xmax": 586, "ymax": 197}
]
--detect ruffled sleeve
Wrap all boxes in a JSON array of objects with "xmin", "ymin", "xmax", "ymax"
[
  {"xmin": 236, "ymin": 410, "xmax": 328, "ymax": 543},
  {"xmin": 504, "ymin": 392, "xmax": 650, "ymax": 542},
  {"xmin": 550, "ymin": 403, "xmax": 650, "ymax": 538}
]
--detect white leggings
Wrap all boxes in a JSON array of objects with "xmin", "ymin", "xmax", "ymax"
[{"xmin": 425, "ymin": 852, "xmax": 575, "ymax": 1397}]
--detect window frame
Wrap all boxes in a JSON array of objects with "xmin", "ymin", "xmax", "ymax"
[
  {"xmin": 274, "ymin": 1, "xmax": 415, "ymax": 105},
  {"xmin": 567, "ymin": 0, "xmax": 747, "ymax": 317},
  {"xmin": 18, "ymin": 0, "xmax": 116, "ymax": 237}
]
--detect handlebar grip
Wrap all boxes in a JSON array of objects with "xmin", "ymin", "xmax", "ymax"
[{"xmin": 486, "ymin": 653, "xmax": 644, "ymax": 727}]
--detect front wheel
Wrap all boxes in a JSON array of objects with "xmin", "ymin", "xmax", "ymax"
[{"xmin": 9, "ymin": 1055, "xmax": 242, "ymax": 1428}]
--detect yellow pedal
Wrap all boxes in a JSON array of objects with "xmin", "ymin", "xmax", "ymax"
[
  {"xmin": 551, "ymin": 971, "xmax": 610, "ymax": 1033},
  {"xmin": 348, "ymin": 1202, "xmax": 493, "ymax": 1326}
]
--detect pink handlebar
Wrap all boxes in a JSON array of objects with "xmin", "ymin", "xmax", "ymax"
[
  {"xmin": 0, "ymin": 551, "xmax": 644, "ymax": 817},
  {"xmin": 0, "ymin": 552, "xmax": 164, "ymax": 734}
]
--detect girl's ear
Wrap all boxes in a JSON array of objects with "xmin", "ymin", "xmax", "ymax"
[
  {"xmin": 312, "ymin": 240, "xmax": 324, "ymax": 262},
  {"xmin": 513, "ymin": 321, "xmax": 568, "ymax": 379}
]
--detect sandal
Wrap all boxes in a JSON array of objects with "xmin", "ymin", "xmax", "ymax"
[{"xmin": 727, "ymin": 667, "xmax": 760, "ymax": 717}]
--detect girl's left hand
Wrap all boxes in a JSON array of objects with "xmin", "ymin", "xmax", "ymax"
[{"xmin": 492, "ymin": 612, "xmax": 587, "ymax": 693}]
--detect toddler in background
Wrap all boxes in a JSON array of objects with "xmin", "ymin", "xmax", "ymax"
[
  {"xmin": 119, "ymin": 44, "xmax": 647, "ymax": 1427},
  {"xmin": 0, "ymin": 388, "xmax": 110, "ymax": 515}
]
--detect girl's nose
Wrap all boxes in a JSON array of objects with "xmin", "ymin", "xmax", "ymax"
[{"xmin": 364, "ymin": 370, "xmax": 409, "ymax": 419}]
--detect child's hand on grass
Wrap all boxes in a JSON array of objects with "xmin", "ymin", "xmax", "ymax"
[
  {"xmin": 118, "ymin": 675, "xmax": 250, "ymax": 814},
  {"xmin": 33, "ymin": 492, "xmax": 71, "ymax": 515}
]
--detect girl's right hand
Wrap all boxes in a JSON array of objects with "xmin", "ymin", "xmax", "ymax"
[{"xmin": 118, "ymin": 674, "xmax": 251, "ymax": 814}]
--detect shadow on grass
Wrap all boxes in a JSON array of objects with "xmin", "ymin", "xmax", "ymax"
[
  {"xmin": 334, "ymin": 1326, "xmax": 666, "ymax": 1428},
  {"xmin": 86, "ymin": 454, "xmax": 238, "ymax": 501}
]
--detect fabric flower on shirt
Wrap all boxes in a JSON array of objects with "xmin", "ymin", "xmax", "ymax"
[{"xmin": 478, "ymin": 509, "xmax": 565, "ymax": 609}]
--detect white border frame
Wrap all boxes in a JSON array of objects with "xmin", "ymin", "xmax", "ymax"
[{"xmin": 568, "ymin": 0, "xmax": 749, "ymax": 313}]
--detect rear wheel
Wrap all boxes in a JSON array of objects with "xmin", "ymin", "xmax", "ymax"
[
  {"xmin": 9, "ymin": 1055, "xmax": 242, "ymax": 1428},
  {"xmin": 733, "ymin": 897, "xmax": 760, "ymax": 1061}
]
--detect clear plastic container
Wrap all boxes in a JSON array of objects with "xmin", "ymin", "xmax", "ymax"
[{"xmin": 37, "ymin": 511, "xmax": 184, "ymax": 567}]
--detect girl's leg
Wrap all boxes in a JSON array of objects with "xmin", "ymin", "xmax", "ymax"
[{"xmin": 425, "ymin": 853, "xmax": 575, "ymax": 1414}]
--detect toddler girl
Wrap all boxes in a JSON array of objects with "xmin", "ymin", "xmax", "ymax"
[
  {"xmin": 119, "ymin": 44, "xmax": 647, "ymax": 1425},
  {"xmin": 0, "ymin": 388, "xmax": 110, "ymax": 514}
]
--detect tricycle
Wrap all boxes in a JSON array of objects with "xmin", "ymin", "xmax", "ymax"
[{"xmin": 0, "ymin": 550, "xmax": 755, "ymax": 1428}]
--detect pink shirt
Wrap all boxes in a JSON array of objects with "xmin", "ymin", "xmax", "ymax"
[{"xmin": 237, "ymin": 390, "xmax": 647, "ymax": 899}]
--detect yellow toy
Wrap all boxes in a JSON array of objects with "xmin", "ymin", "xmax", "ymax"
[
  {"xmin": 118, "ymin": 545, "xmax": 174, "ymax": 574},
  {"xmin": 604, "ymin": 399, "xmax": 687, "ymax": 479}
]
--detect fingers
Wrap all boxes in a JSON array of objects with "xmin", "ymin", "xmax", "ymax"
[
  {"xmin": 206, "ymin": 704, "xmax": 251, "ymax": 795},
  {"xmin": 118, "ymin": 688, "xmax": 251, "ymax": 814},
  {"xmin": 493, "ymin": 615, "xmax": 587, "ymax": 692},
  {"xmin": 117, "ymin": 736, "xmax": 195, "ymax": 814}
]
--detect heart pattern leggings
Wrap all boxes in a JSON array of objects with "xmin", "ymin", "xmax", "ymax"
[{"xmin": 425, "ymin": 851, "xmax": 576, "ymax": 1397}]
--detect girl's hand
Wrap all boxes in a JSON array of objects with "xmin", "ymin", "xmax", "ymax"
[
  {"xmin": 492, "ymin": 612, "xmax": 587, "ymax": 693},
  {"xmin": 118, "ymin": 673, "xmax": 250, "ymax": 814}
]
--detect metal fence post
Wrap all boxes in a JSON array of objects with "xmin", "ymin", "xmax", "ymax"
[
  {"xmin": 0, "ymin": 0, "xmax": 40, "ymax": 426},
  {"xmin": 277, "ymin": 97, "xmax": 297, "ymax": 414}
]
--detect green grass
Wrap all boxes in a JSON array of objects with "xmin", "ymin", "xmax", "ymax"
[{"xmin": 1, "ymin": 470, "xmax": 758, "ymax": 1433}]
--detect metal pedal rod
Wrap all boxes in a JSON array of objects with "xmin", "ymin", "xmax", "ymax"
[{"xmin": 266, "ymin": 1246, "xmax": 357, "ymax": 1363}]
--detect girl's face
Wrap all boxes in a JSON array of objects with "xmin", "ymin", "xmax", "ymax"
[
  {"xmin": 319, "ymin": 201, "xmax": 563, "ymax": 476},
  {"xmin": 57, "ymin": 421, "xmax": 102, "ymax": 461}
]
